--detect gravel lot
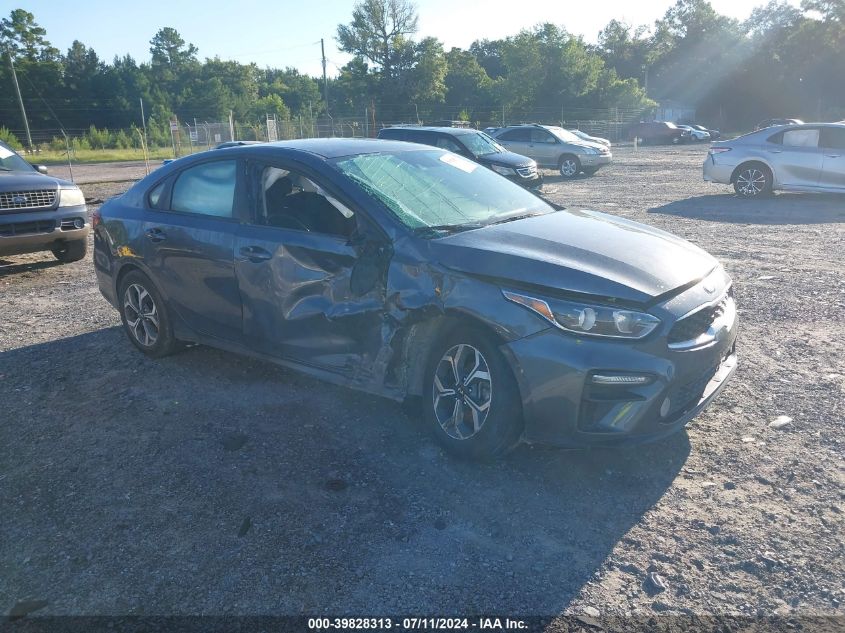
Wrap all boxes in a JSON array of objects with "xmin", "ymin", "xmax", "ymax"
[{"xmin": 1, "ymin": 144, "xmax": 844, "ymax": 622}]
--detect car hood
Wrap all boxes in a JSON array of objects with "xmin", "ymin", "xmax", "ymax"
[
  {"xmin": 0, "ymin": 170, "xmax": 73, "ymax": 189},
  {"xmin": 428, "ymin": 209, "xmax": 717, "ymax": 304},
  {"xmin": 475, "ymin": 151, "xmax": 535, "ymax": 168}
]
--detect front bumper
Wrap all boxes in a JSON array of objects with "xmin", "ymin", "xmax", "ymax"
[
  {"xmin": 503, "ymin": 282, "xmax": 738, "ymax": 448},
  {"xmin": 0, "ymin": 204, "xmax": 90, "ymax": 256},
  {"xmin": 580, "ymin": 153, "xmax": 612, "ymax": 168}
]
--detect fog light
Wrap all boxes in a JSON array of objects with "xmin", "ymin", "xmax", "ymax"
[
  {"xmin": 660, "ymin": 397, "xmax": 671, "ymax": 417},
  {"xmin": 73, "ymin": 218, "xmax": 85, "ymax": 229},
  {"xmin": 591, "ymin": 373, "xmax": 652, "ymax": 385}
]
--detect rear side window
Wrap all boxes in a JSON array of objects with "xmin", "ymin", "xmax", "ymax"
[
  {"xmin": 820, "ymin": 127, "xmax": 845, "ymax": 149},
  {"xmin": 498, "ymin": 128, "xmax": 530, "ymax": 142},
  {"xmin": 782, "ymin": 129, "xmax": 819, "ymax": 148},
  {"xmin": 171, "ymin": 160, "xmax": 236, "ymax": 218},
  {"xmin": 148, "ymin": 181, "xmax": 166, "ymax": 208}
]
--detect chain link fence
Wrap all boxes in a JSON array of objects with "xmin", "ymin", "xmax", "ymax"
[{"xmin": 9, "ymin": 104, "xmax": 661, "ymax": 158}]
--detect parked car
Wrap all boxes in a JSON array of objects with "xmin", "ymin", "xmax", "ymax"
[
  {"xmin": 755, "ymin": 118, "xmax": 804, "ymax": 130},
  {"xmin": 0, "ymin": 140, "xmax": 89, "ymax": 263},
  {"xmin": 677, "ymin": 124, "xmax": 711, "ymax": 142},
  {"xmin": 627, "ymin": 121, "xmax": 690, "ymax": 145},
  {"xmin": 703, "ymin": 122, "xmax": 845, "ymax": 197},
  {"xmin": 690, "ymin": 124, "xmax": 721, "ymax": 140},
  {"xmin": 490, "ymin": 124, "xmax": 612, "ymax": 178},
  {"xmin": 568, "ymin": 129, "xmax": 611, "ymax": 148},
  {"xmin": 94, "ymin": 139, "xmax": 737, "ymax": 460},
  {"xmin": 377, "ymin": 126, "xmax": 541, "ymax": 188}
]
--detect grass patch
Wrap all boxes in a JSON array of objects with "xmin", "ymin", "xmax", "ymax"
[{"xmin": 28, "ymin": 147, "xmax": 200, "ymax": 165}]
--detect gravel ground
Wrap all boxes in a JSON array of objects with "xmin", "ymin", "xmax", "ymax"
[{"xmin": 1, "ymin": 145, "xmax": 844, "ymax": 622}]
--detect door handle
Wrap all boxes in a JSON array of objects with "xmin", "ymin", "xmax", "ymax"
[
  {"xmin": 145, "ymin": 228, "xmax": 166, "ymax": 242},
  {"xmin": 238, "ymin": 245, "xmax": 272, "ymax": 262},
  {"xmin": 768, "ymin": 149, "xmax": 783, "ymax": 154},
  {"xmin": 825, "ymin": 154, "xmax": 841, "ymax": 158}
]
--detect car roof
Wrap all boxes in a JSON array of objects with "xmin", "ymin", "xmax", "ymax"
[
  {"xmin": 380, "ymin": 126, "xmax": 477, "ymax": 136},
  {"xmin": 237, "ymin": 137, "xmax": 433, "ymax": 159}
]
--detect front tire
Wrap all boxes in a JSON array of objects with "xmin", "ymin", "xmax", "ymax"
[
  {"xmin": 733, "ymin": 163, "xmax": 773, "ymax": 197},
  {"xmin": 118, "ymin": 270, "xmax": 180, "ymax": 358},
  {"xmin": 423, "ymin": 327, "xmax": 523, "ymax": 460},
  {"xmin": 558, "ymin": 155, "xmax": 581, "ymax": 179},
  {"xmin": 51, "ymin": 239, "xmax": 87, "ymax": 263}
]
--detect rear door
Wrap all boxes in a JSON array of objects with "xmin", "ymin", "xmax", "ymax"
[
  {"xmin": 770, "ymin": 127, "xmax": 824, "ymax": 188},
  {"xmin": 142, "ymin": 158, "xmax": 245, "ymax": 342},
  {"xmin": 819, "ymin": 127, "xmax": 845, "ymax": 190}
]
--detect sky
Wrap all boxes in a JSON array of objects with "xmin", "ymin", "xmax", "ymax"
[{"xmin": 18, "ymin": 0, "xmax": 802, "ymax": 77}]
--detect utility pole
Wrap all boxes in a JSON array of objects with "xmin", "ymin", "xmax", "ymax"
[
  {"xmin": 7, "ymin": 50, "xmax": 33, "ymax": 152},
  {"xmin": 321, "ymin": 38, "xmax": 329, "ymax": 115}
]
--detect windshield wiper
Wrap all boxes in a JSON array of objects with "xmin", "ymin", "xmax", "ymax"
[
  {"xmin": 415, "ymin": 222, "xmax": 486, "ymax": 236},
  {"xmin": 485, "ymin": 211, "xmax": 546, "ymax": 226}
]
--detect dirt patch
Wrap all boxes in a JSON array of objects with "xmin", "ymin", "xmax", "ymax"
[{"xmin": 0, "ymin": 145, "xmax": 843, "ymax": 618}]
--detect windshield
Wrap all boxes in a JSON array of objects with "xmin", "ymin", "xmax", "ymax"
[
  {"xmin": 460, "ymin": 131, "xmax": 505, "ymax": 156},
  {"xmin": 333, "ymin": 149, "xmax": 553, "ymax": 232},
  {"xmin": 547, "ymin": 127, "xmax": 581, "ymax": 143},
  {"xmin": 0, "ymin": 144, "xmax": 34, "ymax": 172}
]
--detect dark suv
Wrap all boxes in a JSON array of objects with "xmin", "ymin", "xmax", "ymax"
[
  {"xmin": 377, "ymin": 126, "xmax": 542, "ymax": 188},
  {"xmin": 0, "ymin": 141, "xmax": 89, "ymax": 263},
  {"xmin": 627, "ymin": 121, "xmax": 690, "ymax": 145}
]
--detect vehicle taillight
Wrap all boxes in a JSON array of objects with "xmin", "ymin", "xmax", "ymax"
[{"xmin": 709, "ymin": 147, "xmax": 732, "ymax": 155}]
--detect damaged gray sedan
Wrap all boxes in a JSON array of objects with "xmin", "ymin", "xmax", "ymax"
[{"xmin": 94, "ymin": 139, "xmax": 737, "ymax": 460}]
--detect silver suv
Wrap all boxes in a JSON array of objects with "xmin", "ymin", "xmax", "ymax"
[{"xmin": 490, "ymin": 124, "xmax": 612, "ymax": 178}]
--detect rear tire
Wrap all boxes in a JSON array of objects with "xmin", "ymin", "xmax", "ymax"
[
  {"xmin": 118, "ymin": 270, "xmax": 181, "ymax": 358},
  {"xmin": 423, "ymin": 326, "xmax": 523, "ymax": 460},
  {"xmin": 51, "ymin": 239, "xmax": 87, "ymax": 263},
  {"xmin": 733, "ymin": 163, "xmax": 773, "ymax": 198},
  {"xmin": 558, "ymin": 155, "xmax": 581, "ymax": 179}
]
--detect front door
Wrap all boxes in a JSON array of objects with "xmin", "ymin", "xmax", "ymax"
[
  {"xmin": 235, "ymin": 161, "xmax": 388, "ymax": 375},
  {"xmin": 142, "ymin": 158, "xmax": 244, "ymax": 342}
]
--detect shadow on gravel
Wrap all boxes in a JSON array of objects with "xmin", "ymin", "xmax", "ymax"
[
  {"xmin": 1, "ymin": 328, "xmax": 689, "ymax": 615},
  {"xmin": 649, "ymin": 192, "xmax": 845, "ymax": 224},
  {"xmin": 0, "ymin": 257, "xmax": 63, "ymax": 276}
]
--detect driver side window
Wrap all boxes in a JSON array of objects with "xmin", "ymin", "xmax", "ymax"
[
  {"xmin": 531, "ymin": 129, "xmax": 556, "ymax": 144},
  {"xmin": 255, "ymin": 165, "xmax": 355, "ymax": 238}
]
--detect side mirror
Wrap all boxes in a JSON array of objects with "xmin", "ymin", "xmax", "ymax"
[{"xmin": 34, "ymin": 164, "xmax": 48, "ymax": 175}]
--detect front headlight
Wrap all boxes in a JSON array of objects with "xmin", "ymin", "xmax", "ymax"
[
  {"xmin": 58, "ymin": 187, "xmax": 86, "ymax": 207},
  {"xmin": 490, "ymin": 164, "xmax": 516, "ymax": 176},
  {"xmin": 580, "ymin": 147, "xmax": 600, "ymax": 155},
  {"xmin": 503, "ymin": 290, "xmax": 661, "ymax": 339}
]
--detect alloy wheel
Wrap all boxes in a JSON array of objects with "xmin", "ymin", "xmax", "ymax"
[
  {"xmin": 736, "ymin": 168, "xmax": 767, "ymax": 196},
  {"xmin": 560, "ymin": 159, "xmax": 578, "ymax": 177},
  {"xmin": 432, "ymin": 344, "xmax": 493, "ymax": 440},
  {"xmin": 124, "ymin": 283, "xmax": 159, "ymax": 347}
]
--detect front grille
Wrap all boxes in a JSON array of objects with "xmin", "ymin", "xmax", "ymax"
[
  {"xmin": 668, "ymin": 290, "xmax": 732, "ymax": 345},
  {"xmin": 516, "ymin": 166, "xmax": 537, "ymax": 177},
  {"xmin": 0, "ymin": 219, "xmax": 56, "ymax": 237},
  {"xmin": 0, "ymin": 189, "xmax": 57, "ymax": 211}
]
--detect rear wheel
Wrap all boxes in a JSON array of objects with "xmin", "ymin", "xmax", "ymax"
[
  {"xmin": 51, "ymin": 239, "xmax": 87, "ymax": 263},
  {"xmin": 423, "ymin": 327, "xmax": 523, "ymax": 460},
  {"xmin": 733, "ymin": 163, "xmax": 772, "ymax": 197},
  {"xmin": 558, "ymin": 155, "xmax": 581, "ymax": 179},
  {"xmin": 118, "ymin": 270, "xmax": 181, "ymax": 357}
]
